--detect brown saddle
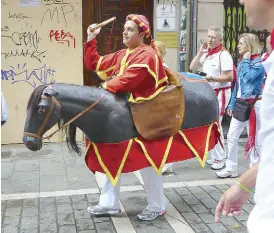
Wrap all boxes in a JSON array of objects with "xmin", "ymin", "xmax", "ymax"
[{"xmin": 130, "ymin": 85, "xmax": 185, "ymax": 140}]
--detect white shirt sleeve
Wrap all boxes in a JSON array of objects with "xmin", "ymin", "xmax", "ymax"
[
  {"xmin": 247, "ymin": 52, "xmax": 274, "ymax": 233},
  {"xmin": 199, "ymin": 54, "xmax": 206, "ymax": 66},
  {"xmin": 220, "ymin": 51, "xmax": 233, "ymax": 72}
]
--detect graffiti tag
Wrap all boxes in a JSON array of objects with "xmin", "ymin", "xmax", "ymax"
[
  {"xmin": 1, "ymin": 63, "xmax": 56, "ymax": 88},
  {"xmin": 49, "ymin": 29, "xmax": 76, "ymax": 48}
]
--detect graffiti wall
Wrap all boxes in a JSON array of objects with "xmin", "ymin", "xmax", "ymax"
[{"xmin": 1, "ymin": 0, "xmax": 83, "ymax": 144}]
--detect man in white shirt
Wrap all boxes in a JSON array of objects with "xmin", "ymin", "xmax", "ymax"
[
  {"xmin": 214, "ymin": 1, "xmax": 274, "ymax": 232},
  {"xmin": 190, "ymin": 26, "xmax": 234, "ymax": 170}
]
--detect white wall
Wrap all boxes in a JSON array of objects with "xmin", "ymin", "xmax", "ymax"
[{"xmin": 1, "ymin": 0, "xmax": 83, "ymax": 144}]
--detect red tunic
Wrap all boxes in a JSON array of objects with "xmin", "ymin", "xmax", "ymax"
[{"xmin": 84, "ymin": 39, "xmax": 168, "ymax": 103}]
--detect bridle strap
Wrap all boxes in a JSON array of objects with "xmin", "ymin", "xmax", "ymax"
[
  {"xmin": 24, "ymin": 95, "xmax": 58, "ymax": 139},
  {"xmin": 42, "ymin": 94, "xmax": 106, "ymax": 140}
]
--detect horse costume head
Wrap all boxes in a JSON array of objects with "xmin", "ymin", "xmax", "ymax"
[{"xmin": 23, "ymin": 85, "xmax": 61, "ymax": 151}]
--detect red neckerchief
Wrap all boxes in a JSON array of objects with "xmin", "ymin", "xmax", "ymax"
[
  {"xmin": 250, "ymin": 54, "xmax": 261, "ymax": 60},
  {"xmin": 205, "ymin": 44, "xmax": 223, "ymax": 57},
  {"xmin": 262, "ymin": 52, "xmax": 270, "ymax": 62},
  {"xmin": 271, "ymin": 29, "xmax": 274, "ymax": 49}
]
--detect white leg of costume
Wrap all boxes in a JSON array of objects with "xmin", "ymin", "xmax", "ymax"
[
  {"xmin": 246, "ymin": 101, "xmax": 261, "ymax": 167},
  {"xmin": 140, "ymin": 167, "xmax": 166, "ymax": 212},
  {"xmin": 211, "ymin": 89, "xmax": 231, "ymax": 161},
  {"xmin": 225, "ymin": 117, "xmax": 247, "ymax": 171},
  {"xmin": 98, "ymin": 176, "xmax": 121, "ymax": 209}
]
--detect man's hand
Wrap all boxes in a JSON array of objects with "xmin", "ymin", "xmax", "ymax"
[
  {"xmin": 87, "ymin": 24, "xmax": 101, "ymax": 42},
  {"xmin": 215, "ymin": 184, "xmax": 250, "ymax": 223},
  {"xmin": 198, "ymin": 42, "xmax": 208, "ymax": 55},
  {"xmin": 227, "ymin": 109, "xmax": 233, "ymax": 116},
  {"xmin": 243, "ymin": 52, "xmax": 251, "ymax": 59}
]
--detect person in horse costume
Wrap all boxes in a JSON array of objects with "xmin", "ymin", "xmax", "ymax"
[
  {"xmin": 84, "ymin": 14, "xmax": 171, "ymax": 220},
  {"xmin": 22, "ymin": 15, "xmax": 221, "ymax": 221}
]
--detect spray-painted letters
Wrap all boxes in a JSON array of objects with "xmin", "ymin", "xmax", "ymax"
[
  {"xmin": 49, "ymin": 29, "xmax": 76, "ymax": 48},
  {"xmin": 1, "ymin": 63, "xmax": 56, "ymax": 88}
]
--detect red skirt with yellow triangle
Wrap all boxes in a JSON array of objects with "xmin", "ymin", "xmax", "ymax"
[{"xmin": 85, "ymin": 122, "xmax": 221, "ymax": 186}]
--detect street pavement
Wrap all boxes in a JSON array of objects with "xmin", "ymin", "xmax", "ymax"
[{"xmin": 1, "ymin": 139, "xmax": 252, "ymax": 233}]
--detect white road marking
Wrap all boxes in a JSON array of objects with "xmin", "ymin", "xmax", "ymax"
[
  {"xmin": 1, "ymin": 178, "xmax": 235, "ymax": 200},
  {"xmin": 133, "ymin": 171, "xmax": 144, "ymax": 185},
  {"xmin": 165, "ymin": 201, "xmax": 195, "ymax": 233},
  {"xmin": 111, "ymin": 201, "xmax": 136, "ymax": 233}
]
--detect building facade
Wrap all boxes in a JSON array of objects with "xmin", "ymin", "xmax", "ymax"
[{"xmin": 1, "ymin": 0, "xmax": 225, "ymax": 144}]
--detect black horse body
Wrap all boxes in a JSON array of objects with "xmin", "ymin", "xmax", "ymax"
[{"xmin": 23, "ymin": 76, "xmax": 218, "ymax": 152}]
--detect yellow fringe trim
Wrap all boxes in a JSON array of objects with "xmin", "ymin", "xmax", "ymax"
[
  {"xmin": 95, "ymin": 56, "xmax": 115, "ymax": 80},
  {"xmin": 85, "ymin": 122, "xmax": 218, "ymax": 185},
  {"xmin": 178, "ymin": 123, "xmax": 214, "ymax": 168},
  {"xmin": 128, "ymin": 85, "xmax": 167, "ymax": 103},
  {"xmin": 91, "ymin": 139, "xmax": 133, "ymax": 186},
  {"xmin": 134, "ymin": 136, "xmax": 173, "ymax": 175}
]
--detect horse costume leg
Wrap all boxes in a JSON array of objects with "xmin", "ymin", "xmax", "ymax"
[
  {"xmin": 140, "ymin": 167, "xmax": 165, "ymax": 212},
  {"xmin": 98, "ymin": 175, "xmax": 121, "ymax": 209}
]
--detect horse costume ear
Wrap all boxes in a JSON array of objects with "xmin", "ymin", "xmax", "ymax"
[{"xmin": 43, "ymin": 87, "xmax": 58, "ymax": 97}]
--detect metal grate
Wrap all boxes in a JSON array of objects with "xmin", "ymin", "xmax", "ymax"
[{"xmin": 223, "ymin": 0, "xmax": 269, "ymax": 65}]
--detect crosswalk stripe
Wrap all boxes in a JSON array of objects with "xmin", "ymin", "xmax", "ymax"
[
  {"xmin": 165, "ymin": 201, "xmax": 195, "ymax": 233},
  {"xmin": 134, "ymin": 171, "xmax": 144, "ymax": 185},
  {"xmin": 1, "ymin": 178, "xmax": 235, "ymax": 200},
  {"xmin": 111, "ymin": 201, "xmax": 137, "ymax": 233}
]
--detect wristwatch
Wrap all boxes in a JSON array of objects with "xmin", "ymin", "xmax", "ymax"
[{"xmin": 209, "ymin": 76, "xmax": 214, "ymax": 82}]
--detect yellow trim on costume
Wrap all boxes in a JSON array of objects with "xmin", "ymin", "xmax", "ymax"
[
  {"xmin": 134, "ymin": 136, "xmax": 174, "ymax": 175},
  {"xmin": 178, "ymin": 123, "xmax": 214, "ymax": 168},
  {"xmin": 95, "ymin": 56, "xmax": 116, "ymax": 80},
  {"xmin": 144, "ymin": 28, "xmax": 150, "ymax": 34},
  {"xmin": 96, "ymin": 66, "xmax": 116, "ymax": 80},
  {"xmin": 96, "ymin": 57, "xmax": 103, "ymax": 72},
  {"xmin": 85, "ymin": 141, "xmax": 92, "ymax": 155},
  {"xmin": 131, "ymin": 16, "xmax": 137, "ymax": 20},
  {"xmin": 91, "ymin": 139, "xmax": 133, "ymax": 186},
  {"xmin": 158, "ymin": 76, "xmax": 169, "ymax": 85},
  {"xmin": 127, "ymin": 64, "xmax": 157, "ymax": 84},
  {"xmin": 128, "ymin": 85, "xmax": 167, "ymax": 103},
  {"xmin": 155, "ymin": 55, "xmax": 159, "ymax": 88},
  {"xmin": 139, "ymin": 22, "xmax": 145, "ymax": 27},
  {"xmin": 118, "ymin": 49, "xmax": 135, "ymax": 76}
]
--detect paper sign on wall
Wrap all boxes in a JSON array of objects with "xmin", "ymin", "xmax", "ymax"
[{"xmin": 155, "ymin": 32, "xmax": 178, "ymax": 48}]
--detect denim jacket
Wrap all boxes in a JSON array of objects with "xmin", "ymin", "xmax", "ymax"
[{"xmin": 228, "ymin": 57, "xmax": 265, "ymax": 110}]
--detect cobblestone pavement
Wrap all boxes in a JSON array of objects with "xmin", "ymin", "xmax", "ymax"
[{"xmin": 1, "ymin": 140, "xmax": 252, "ymax": 233}]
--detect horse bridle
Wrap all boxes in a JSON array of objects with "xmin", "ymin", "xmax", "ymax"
[
  {"xmin": 23, "ymin": 94, "xmax": 106, "ymax": 141},
  {"xmin": 23, "ymin": 95, "xmax": 61, "ymax": 140}
]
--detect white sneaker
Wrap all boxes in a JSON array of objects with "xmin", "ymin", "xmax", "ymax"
[
  {"xmin": 206, "ymin": 159, "xmax": 215, "ymax": 165},
  {"xmin": 211, "ymin": 160, "xmax": 225, "ymax": 170},
  {"xmin": 87, "ymin": 205, "xmax": 121, "ymax": 216},
  {"xmin": 137, "ymin": 208, "xmax": 166, "ymax": 221},
  {"xmin": 216, "ymin": 168, "xmax": 238, "ymax": 178}
]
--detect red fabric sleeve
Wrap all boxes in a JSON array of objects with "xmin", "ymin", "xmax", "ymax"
[
  {"xmin": 84, "ymin": 39, "xmax": 122, "ymax": 72},
  {"xmin": 106, "ymin": 67, "xmax": 150, "ymax": 93},
  {"xmin": 84, "ymin": 39, "xmax": 101, "ymax": 71}
]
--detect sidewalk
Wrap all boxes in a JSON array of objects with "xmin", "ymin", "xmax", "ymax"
[{"xmin": 1, "ymin": 140, "xmax": 251, "ymax": 233}]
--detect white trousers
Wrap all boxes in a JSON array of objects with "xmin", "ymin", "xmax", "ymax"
[
  {"xmin": 98, "ymin": 167, "xmax": 166, "ymax": 212},
  {"xmin": 210, "ymin": 88, "xmax": 231, "ymax": 161},
  {"xmin": 225, "ymin": 101, "xmax": 261, "ymax": 171}
]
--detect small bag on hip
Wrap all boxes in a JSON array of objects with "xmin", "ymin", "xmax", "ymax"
[
  {"xmin": 233, "ymin": 99, "xmax": 251, "ymax": 122},
  {"xmin": 233, "ymin": 89, "xmax": 261, "ymax": 122}
]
